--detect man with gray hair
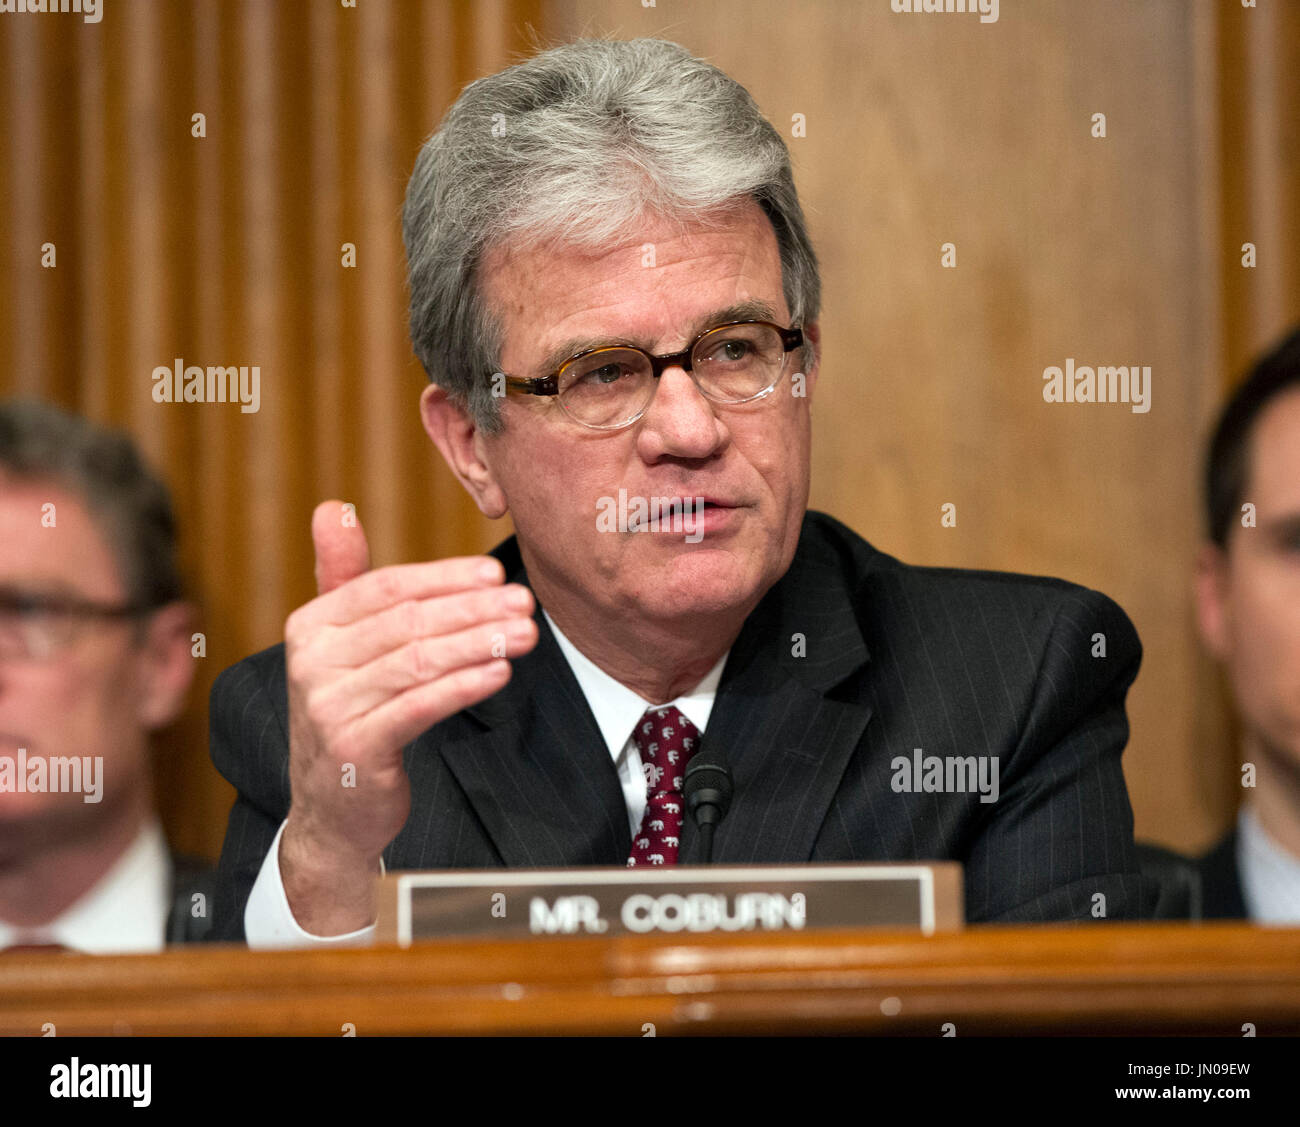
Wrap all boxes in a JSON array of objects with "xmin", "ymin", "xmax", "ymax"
[
  {"xmin": 0, "ymin": 399, "xmax": 212, "ymax": 951},
  {"xmin": 211, "ymin": 38, "xmax": 1153, "ymax": 944}
]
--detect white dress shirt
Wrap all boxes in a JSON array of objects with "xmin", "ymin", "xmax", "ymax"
[
  {"xmin": 1237, "ymin": 804, "xmax": 1300, "ymax": 924},
  {"xmin": 0, "ymin": 818, "xmax": 172, "ymax": 953},
  {"xmin": 244, "ymin": 611, "xmax": 728, "ymax": 948}
]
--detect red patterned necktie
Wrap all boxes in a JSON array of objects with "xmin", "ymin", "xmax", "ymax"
[{"xmin": 627, "ymin": 704, "xmax": 700, "ymax": 867}]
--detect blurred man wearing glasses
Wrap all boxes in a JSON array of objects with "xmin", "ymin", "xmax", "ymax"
[
  {"xmin": 0, "ymin": 400, "xmax": 211, "ymax": 952},
  {"xmin": 212, "ymin": 38, "xmax": 1153, "ymax": 944}
]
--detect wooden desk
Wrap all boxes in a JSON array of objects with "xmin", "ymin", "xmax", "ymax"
[{"xmin": 2, "ymin": 923, "xmax": 1298, "ymax": 1036}]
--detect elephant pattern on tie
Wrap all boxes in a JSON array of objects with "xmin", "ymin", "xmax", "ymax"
[{"xmin": 626, "ymin": 704, "xmax": 701, "ymax": 868}]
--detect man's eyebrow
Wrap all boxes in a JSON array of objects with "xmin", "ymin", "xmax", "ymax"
[{"xmin": 530, "ymin": 299, "xmax": 781, "ymax": 377}]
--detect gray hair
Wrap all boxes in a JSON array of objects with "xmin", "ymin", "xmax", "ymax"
[
  {"xmin": 0, "ymin": 399, "xmax": 184, "ymax": 610},
  {"xmin": 402, "ymin": 37, "xmax": 820, "ymax": 433}
]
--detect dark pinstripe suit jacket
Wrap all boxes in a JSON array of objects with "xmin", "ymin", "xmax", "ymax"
[{"xmin": 210, "ymin": 510, "xmax": 1155, "ymax": 939}]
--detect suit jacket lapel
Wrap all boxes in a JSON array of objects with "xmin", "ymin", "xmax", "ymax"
[
  {"xmin": 679, "ymin": 524, "xmax": 874, "ymax": 864},
  {"xmin": 436, "ymin": 549, "xmax": 632, "ymax": 867}
]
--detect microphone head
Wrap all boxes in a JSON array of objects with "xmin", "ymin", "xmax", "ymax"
[{"xmin": 683, "ymin": 758, "xmax": 733, "ymax": 824}]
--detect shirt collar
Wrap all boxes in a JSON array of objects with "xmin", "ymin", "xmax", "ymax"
[
  {"xmin": 0, "ymin": 819, "xmax": 172, "ymax": 953},
  {"xmin": 1237, "ymin": 804, "xmax": 1300, "ymax": 924},
  {"xmin": 544, "ymin": 610, "xmax": 726, "ymax": 762}
]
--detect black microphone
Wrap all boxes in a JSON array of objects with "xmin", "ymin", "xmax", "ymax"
[{"xmin": 683, "ymin": 757, "xmax": 733, "ymax": 864}]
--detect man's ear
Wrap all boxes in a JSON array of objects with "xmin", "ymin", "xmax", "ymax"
[
  {"xmin": 134, "ymin": 601, "xmax": 197, "ymax": 730},
  {"xmin": 1194, "ymin": 541, "xmax": 1232, "ymax": 660},
  {"xmin": 420, "ymin": 383, "xmax": 509, "ymax": 518}
]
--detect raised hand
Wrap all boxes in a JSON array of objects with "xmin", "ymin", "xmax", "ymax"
[{"xmin": 279, "ymin": 501, "xmax": 536, "ymax": 934}]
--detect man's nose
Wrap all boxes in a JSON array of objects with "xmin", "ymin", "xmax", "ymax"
[{"xmin": 636, "ymin": 364, "xmax": 726, "ymax": 460}]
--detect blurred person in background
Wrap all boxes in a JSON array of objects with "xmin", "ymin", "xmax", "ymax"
[
  {"xmin": 1193, "ymin": 326, "xmax": 1300, "ymax": 922},
  {"xmin": 0, "ymin": 399, "xmax": 212, "ymax": 951}
]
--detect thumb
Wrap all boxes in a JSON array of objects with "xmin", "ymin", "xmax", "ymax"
[{"xmin": 312, "ymin": 500, "xmax": 371, "ymax": 596}]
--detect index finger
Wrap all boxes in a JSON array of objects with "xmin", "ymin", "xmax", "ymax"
[{"xmin": 318, "ymin": 556, "xmax": 506, "ymax": 625}]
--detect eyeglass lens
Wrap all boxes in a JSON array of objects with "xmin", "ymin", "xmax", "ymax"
[{"xmin": 557, "ymin": 322, "xmax": 789, "ymax": 427}]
